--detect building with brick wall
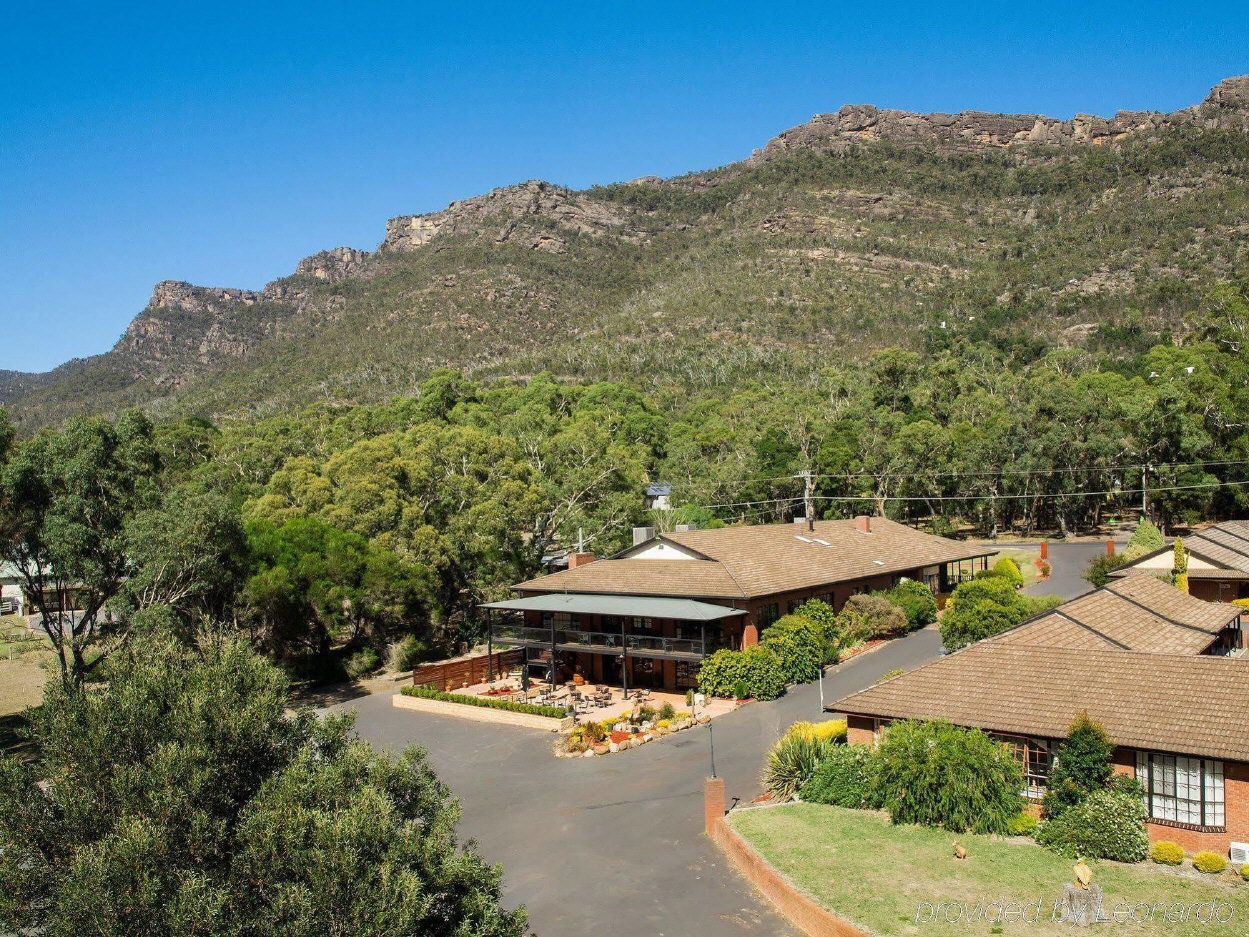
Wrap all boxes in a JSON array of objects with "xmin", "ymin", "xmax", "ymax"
[
  {"xmin": 483, "ymin": 516, "xmax": 995, "ymax": 692},
  {"xmin": 1110, "ymin": 520, "xmax": 1249, "ymax": 603},
  {"xmin": 833, "ymin": 578, "xmax": 1249, "ymax": 856}
]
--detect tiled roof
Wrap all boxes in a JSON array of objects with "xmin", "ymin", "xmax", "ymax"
[
  {"xmin": 996, "ymin": 576, "xmax": 1240, "ymax": 656},
  {"xmin": 513, "ymin": 517, "xmax": 993, "ymax": 600},
  {"xmin": 514, "ymin": 559, "xmax": 746, "ymax": 599},
  {"xmin": 665, "ymin": 518, "xmax": 991, "ymax": 598},
  {"xmin": 833, "ymin": 642, "xmax": 1249, "ymax": 762},
  {"xmin": 1115, "ymin": 520, "xmax": 1249, "ymax": 575}
]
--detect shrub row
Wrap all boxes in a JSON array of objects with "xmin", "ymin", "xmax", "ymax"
[
  {"xmin": 697, "ymin": 645, "xmax": 786, "ymax": 700},
  {"xmin": 401, "ymin": 686, "xmax": 570, "ymax": 719}
]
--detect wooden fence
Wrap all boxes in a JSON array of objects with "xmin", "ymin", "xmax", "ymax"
[{"xmin": 411, "ymin": 648, "xmax": 524, "ymax": 691}]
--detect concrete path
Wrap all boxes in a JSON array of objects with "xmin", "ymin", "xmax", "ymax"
[
  {"xmin": 1023, "ymin": 541, "xmax": 1107, "ymax": 601},
  {"xmin": 337, "ymin": 627, "xmax": 943, "ymax": 937}
]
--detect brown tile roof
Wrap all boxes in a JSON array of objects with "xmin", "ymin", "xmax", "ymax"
[
  {"xmin": 513, "ymin": 517, "xmax": 993, "ymax": 600},
  {"xmin": 1114, "ymin": 520, "xmax": 1249, "ymax": 576},
  {"xmin": 664, "ymin": 517, "xmax": 991, "ymax": 598},
  {"xmin": 833, "ymin": 642, "xmax": 1249, "ymax": 762},
  {"xmin": 513, "ymin": 559, "xmax": 746, "ymax": 599},
  {"xmin": 996, "ymin": 576, "xmax": 1241, "ymax": 656}
]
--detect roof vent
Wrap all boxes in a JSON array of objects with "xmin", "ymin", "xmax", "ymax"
[
  {"xmin": 813, "ymin": 538, "xmax": 831, "ymax": 546},
  {"xmin": 872, "ymin": 559, "xmax": 886, "ymax": 566}
]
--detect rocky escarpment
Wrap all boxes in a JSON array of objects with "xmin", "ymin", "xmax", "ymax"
[
  {"xmin": 382, "ymin": 180, "xmax": 644, "ymax": 254},
  {"xmin": 753, "ymin": 75, "xmax": 1249, "ymax": 160}
]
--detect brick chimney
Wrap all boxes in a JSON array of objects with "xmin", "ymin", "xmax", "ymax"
[
  {"xmin": 854, "ymin": 515, "xmax": 873, "ymax": 534},
  {"xmin": 567, "ymin": 552, "xmax": 595, "ymax": 569}
]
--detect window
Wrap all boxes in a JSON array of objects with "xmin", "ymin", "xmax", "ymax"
[
  {"xmin": 759, "ymin": 603, "xmax": 779, "ymax": 628},
  {"xmin": 1136, "ymin": 752, "xmax": 1225, "ymax": 828},
  {"xmin": 540, "ymin": 612, "xmax": 573, "ymax": 629},
  {"xmin": 997, "ymin": 735, "xmax": 1053, "ymax": 800},
  {"xmin": 786, "ymin": 598, "xmax": 804, "ymax": 614}
]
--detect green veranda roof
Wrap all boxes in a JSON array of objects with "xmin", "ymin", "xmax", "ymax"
[{"xmin": 481, "ymin": 593, "xmax": 746, "ymax": 622}]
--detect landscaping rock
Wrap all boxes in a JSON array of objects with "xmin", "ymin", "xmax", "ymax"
[
  {"xmin": 581, "ymin": 749, "xmax": 595, "ymax": 758},
  {"xmin": 608, "ymin": 742, "xmax": 620, "ymax": 753},
  {"xmin": 592, "ymin": 744, "xmax": 609, "ymax": 755}
]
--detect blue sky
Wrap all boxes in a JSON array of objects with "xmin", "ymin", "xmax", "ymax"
[{"xmin": 2, "ymin": 1, "xmax": 1247, "ymax": 372}]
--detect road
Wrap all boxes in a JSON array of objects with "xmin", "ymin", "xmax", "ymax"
[
  {"xmin": 1020, "ymin": 541, "xmax": 1108, "ymax": 601},
  {"xmin": 338, "ymin": 627, "xmax": 943, "ymax": 937}
]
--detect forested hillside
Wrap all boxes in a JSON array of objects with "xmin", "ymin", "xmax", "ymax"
[{"xmin": 4, "ymin": 77, "xmax": 1249, "ymax": 429}]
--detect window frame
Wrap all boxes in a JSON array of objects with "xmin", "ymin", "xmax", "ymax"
[{"xmin": 1136, "ymin": 751, "xmax": 1225, "ymax": 830}]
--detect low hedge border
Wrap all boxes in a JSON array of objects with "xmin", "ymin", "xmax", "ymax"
[{"xmin": 402, "ymin": 686, "xmax": 570, "ymax": 719}]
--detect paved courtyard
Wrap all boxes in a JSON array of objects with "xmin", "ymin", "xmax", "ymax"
[{"xmin": 337, "ymin": 627, "xmax": 944, "ymax": 937}]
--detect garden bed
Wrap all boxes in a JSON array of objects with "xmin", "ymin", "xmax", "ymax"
[
  {"xmin": 730, "ymin": 804, "xmax": 1248, "ymax": 937},
  {"xmin": 393, "ymin": 686, "xmax": 573, "ymax": 731}
]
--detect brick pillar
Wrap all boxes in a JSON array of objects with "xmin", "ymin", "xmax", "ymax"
[
  {"xmin": 704, "ymin": 776, "xmax": 726, "ymax": 836},
  {"xmin": 1107, "ymin": 540, "xmax": 1115, "ymax": 556},
  {"xmin": 742, "ymin": 623, "xmax": 759, "ymax": 648},
  {"xmin": 1040, "ymin": 540, "xmax": 1048, "ymax": 560}
]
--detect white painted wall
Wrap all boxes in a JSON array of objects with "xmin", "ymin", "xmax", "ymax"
[
  {"xmin": 621, "ymin": 540, "xmax": 701, "ymax": 560},
  {"xmin": 1126, "ymin": 552, "xmax": 1219, "ymax": 571}
]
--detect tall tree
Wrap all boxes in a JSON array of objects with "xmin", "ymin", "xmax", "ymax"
[
  {"xmin": 0, "ymin": 411, "xmax": 160, "ymax": 687},
  {"xmin": 0, "ymin": 636, "xmax": 526, "ymax": 937}
]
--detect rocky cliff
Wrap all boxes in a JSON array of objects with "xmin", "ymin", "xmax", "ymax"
[{"xmin": 4, "ymin": 76, "xmax": 1248, "ymax": 427}]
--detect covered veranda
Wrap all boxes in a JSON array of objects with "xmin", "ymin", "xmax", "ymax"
[{"xmin": 480, "ymin": 592, "xmax": 746, "ymax": 695}]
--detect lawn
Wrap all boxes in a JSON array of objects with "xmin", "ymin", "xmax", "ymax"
[
  {"xmin": 0, "ymin": 614, "xmax": 50, "ymax": 717},
  {"xmin": 730, "ymin": 804, "xmax": 1248, "ymax": 937},
  {"xmin": 997, "ymin": 548, "xmax": 1041, "ymax": 586}
]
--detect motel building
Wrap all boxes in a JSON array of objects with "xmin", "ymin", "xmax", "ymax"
[{"xmin": 481, "ymin": 516, "xmax": 995, "ymax": 693}]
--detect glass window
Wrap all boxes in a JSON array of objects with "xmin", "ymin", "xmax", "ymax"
[
  {"xmin": 759, "ymin": 603, "xmax": 779, "ymax": 627},
  {"xmin": 1136, "ymin": 752, "xmax": 1224, "ymax": 827},
  {"xmin": 997, "ymin": 735, "xmax": 1053, "ymax": 800}
]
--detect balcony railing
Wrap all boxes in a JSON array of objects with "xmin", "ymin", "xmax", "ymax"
[{"xmin": 492, "ymin": 622, "xmax": 723, "ymax": 658}]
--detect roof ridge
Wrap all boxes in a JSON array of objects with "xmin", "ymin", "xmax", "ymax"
[
  {"xmin": 1107, "ymin": 578, "xmax": 1234, "ymax": 633},
  {"xmin": 1048, "ymin": 608, "xmax": 1133, "ymax": 649}
]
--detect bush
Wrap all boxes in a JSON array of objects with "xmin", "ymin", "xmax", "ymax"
[
  {"xmin": 1008, "ymin": 812, "xmax": 1039, "ymax": 836},
  {"xmin": 800, "ymin": 744, "xmax": 879, "ymax": 808},
  {"xmin": 387, "ymin": 634, "xmax": 428, "ymax": 672},
  {"xmin": 345, "ymin": 646, "xmax": 382, "ymax": 680},
  {"xmin": 1042, "ymin": 714, "xmax": 1114, "ymax": 819},
  {"xmin": 401, "ymin": 686, "xmax": 570, "ymax": 719},
  {"xmin": 840, "ymin": 594, "xmax": 908, "ymax": 640},
  {"xmin": 875, "ymin": 720, "xmax": 1024, "ymax": 834},
  {"xmin": 793, "ymin": 599, "xmax": 839, "ymax": 664},
  {"xmin": 1233, "ymin": 598, "xmax": 1249, "ymax": 612},
  {"xmin": 1084, "ymin": 551, "xmax": 1128, "ymax": 587},
  {"xmin": 991, "ymin": 557, "xmax": 1024, "ymax": 588},
  {"xmin": 659, "ymin": 702, "xmax": 676, "ymax": 721},
  {"xmin": 940, "ymin": 577, "xmax": 1061, "ymax": 650},
  {"xmin": 1150, "ymin": 841, "xmax": 1185, "ymax": 865},
  {"xmin": 787, "ymin": 719, "xmax": 847, "ymax": 743},
  {"xmin": 875, "ymin": 579, "xmax": 939, "ymax": 631},
  {"xmin": 697, "ymin": 646, "xmax": 786, "ymax": 701},
  {"xmin": 1036, "ymin": 790, "xmax": 1148, "ymax": 862},
  {"xmin": 1193, "ymin": 851, "xmax": 1228, "ymax": 874},
  {"xmin": 1124, "ymin": 518, "xmax": 1165, "ymax": 560},
  {"xmin": 1241, "ymin": 864, "xmax": 1249, "ymax": 882},
  {"xmin": 765, "ymin": 731, "xmax": 839, "ymax": 801},
  {"xmin": 760, "ymin": 614, "xmax": 824, "ymax": 684},
  {"xmin": 874, "ymin": 668, "xmax": 904, "ymax": 684}
]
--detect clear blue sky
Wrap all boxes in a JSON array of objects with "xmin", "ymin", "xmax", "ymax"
[{"xmin": 3, "ymin": 1, "xmax": 1246, "ymax": 372}]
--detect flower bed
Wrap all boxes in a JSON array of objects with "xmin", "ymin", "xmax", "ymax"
[{"xmin": 401, "ymin": 685, "xmax": 570, "ymax": 719}]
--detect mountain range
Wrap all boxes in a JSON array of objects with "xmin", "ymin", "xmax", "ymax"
[{"xmin": 5, "ymin": 75, "xmax": 1249, "ymax": 429}]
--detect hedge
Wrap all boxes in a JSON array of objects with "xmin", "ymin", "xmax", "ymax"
[
  {"xmin": 697, "ymin": 645, "xmax": 786, "ymax": 700},
  {"xmin": 401, "ymin": 686, "xmax": 570, "ymax": 719},
  {"xmin": 759, "ymin": 615, "xmax": 823, "ymax": 684}
]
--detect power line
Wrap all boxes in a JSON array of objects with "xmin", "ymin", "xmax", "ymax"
[{"xmin": 697, "ymin": 479, "xmax": 1249, "ymax": 510}]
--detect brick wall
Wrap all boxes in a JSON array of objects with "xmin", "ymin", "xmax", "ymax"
[
  {"xmin": 1115, "ymin": 746, "xmax": 1249, "ymax": 855},
  {"xmin": 846, "ymin": 714, "xmax": 876, "ymax": 746}
]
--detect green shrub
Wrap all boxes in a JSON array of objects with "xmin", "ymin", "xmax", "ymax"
[
  {"xmin": 1036, "ymin": 790, "xmax": 1148, "ymax": 862},
  {"xmin": 1124, "ymin": 518, "xmax": 1165, "ymax": 560},
  {"xmin": 386, "ymin": 634, "xmax": 428, "ymax": 672},
  {"xmin": 697, "ymin": 646, "xmax": 786, "ymax": 701},
  {"xmin": 760, "ymin": 614, "xmax": 823, "ymax": 684},
  {"xmin": 991, "ymin": 557, "xmax": 1024, "ymax": 588},
  {"xmin": 799, "ymin": 744, "xmax": 879, "ymax": 808},
  {"xmin": 1084, "ymin": 551, "xmax": 1128, "ymax": 587},
  {"xmin": 874, "ymin": 668, "xmax": 904, "ymax": 684},
  {"xmin": 1150, "ymin": 841, "xmax": 1185, "ymax": 865},
  {"xmin": 1042, "ymin": 714, "xmax": 1114, "ymax": 819},
  {"xmin": 764, "ymin": 732, "xmax": 839, "ymax": 801},
  {"xmin": 940, "ymin": 576, "xmax": 1061, "ymax": 650},
  {"xmin": 401, "ymin": 686, "xmax": 570, "ymax": 719},
  {"xmin": 840, "ymin": 594, "xmax": 907, "ymax": 640},
  {"xmin": 787, "ymin": 719, "xmax": 847, "ymax": 743},
  {"xmin": 875, "ymin": 720, "xmax": 1023, "ymax": 834},
  {"xmin": 1008, "ymin": 812, "xmax": 1039, "ymax": 836},
  {"xmin": 659, "ymin": 702, "xmax": 676, "ymax": 721},
  {"xmin": 1193, "ymin": 851, "xmax": 1227, "ymax": 874},
  {"xmin": 1241, "ymin": 864, "xmax": 1249, "ymax": 882},
  {"xmin": 792, "ymin": 599, "xmax": 840, "ymax": 664},
  {"xmin": 345, "ymin": 647, "xmax": 382, "ymax": 680},
  {"xmin": 875, "ymin": 579, "xmax": 939, "ymax": 631}
]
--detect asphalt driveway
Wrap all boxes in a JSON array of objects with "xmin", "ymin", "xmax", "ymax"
[{"xmin": 338, "ymin": 627, "xmax": 943, "ymax": 937}]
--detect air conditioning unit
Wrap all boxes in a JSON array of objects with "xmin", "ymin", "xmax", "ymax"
[{"xmin": 1230, "ymin": 842, "xmax": 1249, "ymax": 865}]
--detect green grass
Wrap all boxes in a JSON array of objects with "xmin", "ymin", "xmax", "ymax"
[
  {"xmin": 997, "ymin": 549, "xmax": 1041, "ymax": 585},
  {"xmin": 731, "ymin": 804, "xmax": 1248, "ymax": 937}
]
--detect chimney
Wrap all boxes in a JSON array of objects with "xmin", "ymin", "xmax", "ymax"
[
  {"xmin": 632, "ymin": 526, "xmax": 656, "ymax": 546},
  {"xmin": 567, "ymin": 552, "xmax": 595, "ymax": 569},
  {"xmin": 854, "ymin": 515, "xmax": 873, "ymax": 534},
  {"xmin": 674, "ymin": 524, "xmax": 695, "ymax": 532}
]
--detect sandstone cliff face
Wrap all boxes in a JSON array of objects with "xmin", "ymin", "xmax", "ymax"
[
  {"xmin": 753, "ymin": 75, "xmax": 1249, "ymax": 161},
  {"xmin": 381, "ymin": 180, "xmax": 641, "ymax": 253}
]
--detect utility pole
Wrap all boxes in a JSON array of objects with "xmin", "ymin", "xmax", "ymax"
[
  {"xmin": 795, "ymin": 470, "xmax": 816, "ymax": 532},
  {"xmin": 1141, "ymin": 465, "xmax": 1148, "ymax": 520}
]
